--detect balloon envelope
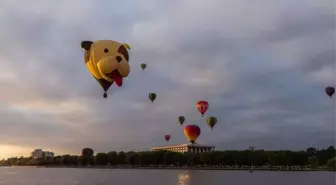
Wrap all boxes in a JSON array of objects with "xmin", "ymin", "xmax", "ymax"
[
  {"xmin": 206, "ymin": 116, "xmax": 217, "ymax": 129},
  {"xmin": 165, "ymin": 135, "xmax": 170, "ymax": 141},
  {"xmin": 325, "ymin": 87, "xmax": 335, "ymax": 98},
  {"xmin": 141, "ymin": 63, "xmax": 147, "ymax": 70},
  {"xmin": 149, "ymin": 93, "xmax": 157, "ymax": 102},
  {"xmin": 80, "ymin": 40, "xmax": 131, "ymax": 98},
  {"xmin": 196, "ymin": 101, "xmax": 209, "ymax": 117},
  {"xmin": 184, "ymin": 125, "xmax": 201, "ymax": 144},
  {"xmin": 178, "ymin": 116, "xmax": 185, "ymax": 125},
  {"xmin": 81, "ymin": 148, "xmax": 94, "ymax": 157}
]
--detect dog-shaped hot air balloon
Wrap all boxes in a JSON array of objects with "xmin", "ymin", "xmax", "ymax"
[{"xmin": 81, "ymin": 40, "xmax": 131, "ymax": 98}]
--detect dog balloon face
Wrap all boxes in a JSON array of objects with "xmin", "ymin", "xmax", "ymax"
[{"xmin": 81, "ymin": 40, "xmax": 131, "ymax": 96}]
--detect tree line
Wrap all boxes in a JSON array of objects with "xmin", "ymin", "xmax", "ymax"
[{"xmin": 1, "ymin": 146, "xmax": 335, "ymax": 170}]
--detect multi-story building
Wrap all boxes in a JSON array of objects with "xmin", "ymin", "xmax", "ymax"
[
  {"xmin": 151, "ymin": 144, "xmax": 215, "ymax": 154},
  {"xmin": 31, "ymin": 149, "xmax": 54, "ymax": 159}
]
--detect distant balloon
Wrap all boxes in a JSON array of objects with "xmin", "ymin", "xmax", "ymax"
[
  {"xmin": 206, "ymin": 116, "xmax": 217, "ymax": 130},
  {"xmin": 325, "ymin": 86, "xmax": 335, "ymax": 98},
  {"xmin": 178, "ymin": 116, "xmax": 185, "ymax": 125},
  {"xmin": 249, "ymin": 146, "xmax": 255, "ymax": 152},
  {"xmin": 184, "ymin": 125, "xmax": 201, "ymax": 144},
  {"xmin": 165, "ymin": 135, "xmax": 171, "ymax": 141},
  {"xmin": 81, "ymin": 148, "xmax": 94, "ymax": 157},
  {"xmin": 141, "ymin": 63, "xmax": 147, "ymax": 70},
  {"xmin": 196, "ymin": 101, "xmax": 209, "ymax": 117},
  {"xmin": 149, "ymin": 93, "xmax": 157, "ymax": 103}
]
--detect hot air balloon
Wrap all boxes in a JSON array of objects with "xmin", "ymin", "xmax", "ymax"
[
  {"xmin": 140, "ymin": 63, "xmax": 147, "ymax": 70},
  {"xmin": 178, "ymin": 116, "xmax": 185, "ymax": 125},
  {"xmin": 184, "ymin": 125, "xmax": 201, "ymax": 144},
  {"xmin": 81, "ymin": 40, "xmax": 131, "ymax": 98},
  {"xmin": 325, "ymin": 86, "xmax": 335, "ymax": 98},
  {"xmin": 206, "ymin": 116, "xmax": 217, "ymax": 130},
  {"xmin": 249, "ymin": 146, "xmax": 255, "ymax": 152},
  {"xmin": 196, "ymin": 101, "xmax": 209, "ymax": 117},
  {"xmin": 81, "ymin": 148, "xmax": 94, "ymax": 158},
  {"xmin": 165, "ymin": 135, "xmax": 171, "ymax": 141},
  {"xmin": 81, "ymin": 148, "xmax": 94, "ymax": 165},
  {"xmin": 149, "ymin": 93, "xmax": 157, "ymax": 103}
]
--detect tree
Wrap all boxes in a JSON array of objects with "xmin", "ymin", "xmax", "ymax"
[
  {"xmin": 107, "ymin": 151, "xmax": 118, "ymax": 165},
  {"xmin": 2, "ymin": 146, "xmax": 335, "ymax": 169},
  {"xmin": 308, "ymin": 156, "xmax": 319, "ymax": 168},
  {"xmin": 306, "ymin": 147, "xmax": 317, "ymax": 156},
  {"xmin": 326, "ymin": 157, "xmax": 336, "ymax": 170},
  {"xmin": 95, "ymin": 153, "xmax": 108, "ymax": 165},
  {"xmin": 138, "ymin": 152, "xmax": 153, "ymax": 166},
  {"xmin": 118, "ymin": 151, "xmax": 127, "ymax": 165},
  {"xmin": 26, "ymin": 159, "xmax": 39, "ymax": 166},
  {"xmin": 327, "ymin": 146, "xmax": 335, "ymax": 151},
  {"xmin": 164, "ymin": 151, "xmax": 178, "ymax": 165},
  {"xmin": 54, "ymin": 156, "xmax": 62, "ymax": 165},
  {"xmin": 126, "ymin": 151, "xmax": 140, "ymax": 165}
]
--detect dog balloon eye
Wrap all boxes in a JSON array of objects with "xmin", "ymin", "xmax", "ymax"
[
  {"xmin": 104, "ymin": 48, "xmax": 109, "ymax": 53},
  {"xmin": 116, "ymin": 56, "xmax": 122, "ymax": 62}
]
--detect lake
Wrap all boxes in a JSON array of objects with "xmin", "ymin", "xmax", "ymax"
[{"xmin": 0, "ymin": 167, "xmax": 335, "ymax": 185}]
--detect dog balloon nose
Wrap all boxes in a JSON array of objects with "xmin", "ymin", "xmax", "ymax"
[{"xmin": 116, "ymin": 56, "xmax": 122, "ymax": 63}]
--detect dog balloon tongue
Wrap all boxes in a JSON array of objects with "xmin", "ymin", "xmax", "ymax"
[{"xmin": 111, "ymin": 71, "xmax": 123, "ymax": 87}]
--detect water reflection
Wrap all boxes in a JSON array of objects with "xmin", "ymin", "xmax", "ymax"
[{"xmin": 177, "ymin": 171, "xmax": 191, "ymax": 185}]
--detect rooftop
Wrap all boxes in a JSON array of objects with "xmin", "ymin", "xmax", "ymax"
[{"xmin": 151, "ymin": 143, "xmax": 215, "ymax": 150}]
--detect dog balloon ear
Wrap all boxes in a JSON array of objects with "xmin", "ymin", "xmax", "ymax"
[
  {"xmin": 81, "ymin": 41, "xmax": 93, "ymax": 51},
  {"xmin": 122, "ymin": 44, "xmax": 131, "ymax": 50}
]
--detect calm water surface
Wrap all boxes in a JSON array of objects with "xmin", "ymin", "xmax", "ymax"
[{"xmin": 0, "ymin": 167, "xmax": 335, "ymax": 185}]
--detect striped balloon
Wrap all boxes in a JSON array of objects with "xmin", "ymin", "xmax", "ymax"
[{"xmin": 206, "ymin": 116, "xmax": 217, "ymax": 130}]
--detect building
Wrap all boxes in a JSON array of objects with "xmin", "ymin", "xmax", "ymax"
[
  {"xmin": 31, "ymin": 149, "xmax": 54, "ymax": 159},
  {"xmin": 151, "ymin": 144, "xmax": 215, "ymax": 154},
  {"xmin": 32, "ymin": 149, "xmax": 43, "ymax": 159},
  {"xmin": 43, "ymin": 151, "xmax": 54, "ymax": 157}
]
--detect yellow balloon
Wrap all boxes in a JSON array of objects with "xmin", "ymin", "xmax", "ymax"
[{"xmin": 81, "ymin": 40, "xmax": 131, "ymax": 98}]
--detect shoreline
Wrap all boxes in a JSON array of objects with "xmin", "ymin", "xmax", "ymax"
[{"xmin": 3, "ymin": 165, "xmax": 334, "ymax": 172}]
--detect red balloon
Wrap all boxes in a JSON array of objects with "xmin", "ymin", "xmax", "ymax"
[
  {"xmin": 196, "ymin": 101, "xmax": 209, "ymax": 117},
  {"xmin": 81, "ymin": 148, "xmax": 94, "ymax": 157},
  {"xmin": 184, "ymin": 125, "xmax": 201, "ymax": 144},
  {"xmin": 165, "ymin": 135, "xmax": 170, "ymax": 141}
]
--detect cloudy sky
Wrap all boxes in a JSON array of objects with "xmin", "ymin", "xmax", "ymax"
[{"xmin": 0, "ymin": 0, "xmax": 335, "ymax": 159}]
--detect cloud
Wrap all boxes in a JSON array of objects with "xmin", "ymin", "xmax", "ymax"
[{"xmin": 0, "ymin": 0, "xmax": 335, "ymax": 158}]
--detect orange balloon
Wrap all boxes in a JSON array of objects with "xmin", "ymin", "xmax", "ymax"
[{"xmin": 184, "ymin": 125, "xmax": 201, "ymax": 144}]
